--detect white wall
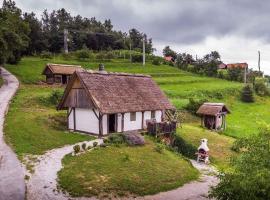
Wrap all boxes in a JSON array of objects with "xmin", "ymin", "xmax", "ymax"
[
  {"xmin": 69, "ymin": 108, "xmax": 99, "ymax": 134},
  {"xmin": 117, "ymin": 113, "xmax": 122, "ymax": 132},
  {"xmin": 156, "ymin": 110, "xmax": 162, "ymax": 122},
  {"xmin": 68, "ymin": 108, "xmax": 74, "ymax": 130},
  {"xmin": 102, "ymin": 114, "xmax": 108, "ymax": 135},
  {"xmin": 124, "ymin": 112, "xmax": 142, "ymax": 131}
]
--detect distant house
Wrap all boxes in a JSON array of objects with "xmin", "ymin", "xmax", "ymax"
[
  {"xmin": 42, "ymin": 64, "xmax": 82, "ymax": 84},
  {"xmin": 218, "ymin": 62, "xmax": 248, "ymax": 70},
  {"xmin": 164, "ymin": 56, "xmax": 174, "ymax": 62},
  {"xmin": 218, "ymin": 63, "xmax": 227, "ymax": 69},
  {"xmin": 196, "ymin": 103, "xmax": 230, "ymax": 131},
  {"xmin": 57, "ymin": 66, "xmax": 175, "ymax": 136}
]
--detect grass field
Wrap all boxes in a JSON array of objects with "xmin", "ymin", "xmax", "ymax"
[
  {"xmin": 58, "ymin": 138, "xmax": 199, "ymax": 198},
  {"xmin": 4, "ymin": 84, "xmax": 93, "ymax": 156}
]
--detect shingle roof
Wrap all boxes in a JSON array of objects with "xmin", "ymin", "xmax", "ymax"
[
  {"xmin": 196, "ymin": 103, "xmax": 230, "ymax": 116},
  {"xmin": 58, "ymin": 70, "xmax": 175, "ymax": 114},
  {"xmin": 42, "ymin": 63, "xmax": 82, "ymax": 75},
  {"xmin": 226, "ymin": 63, "xmax": 248, "ymax": 69}
]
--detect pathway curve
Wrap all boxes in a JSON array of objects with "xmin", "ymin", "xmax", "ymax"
[
  {"xmin": 26, "ymin": 139, "xmax": 103, "ymax": 200},
  {"xmin": 139, "ymin": 160, "xmax": 218, "ymax": 200},
  {"xmin": 0, "ymin": 67, "xmax": 25, "ymax": 200}
]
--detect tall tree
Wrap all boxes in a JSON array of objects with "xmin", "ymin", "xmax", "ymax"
[{"xmin": 163, "ymin": 46, "xmax": 177, "ymax": 59}]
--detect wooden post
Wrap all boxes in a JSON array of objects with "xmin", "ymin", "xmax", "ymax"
[
  {"xmin": 99, "ymin": 113, "xmax": 103, "ymax": 138},
  {"xmin": 115, "ymin": 114, "xmax": 118, "ymax": 132},
  {"xmin": 73, "ymin": 107, "xmax": 76, "ymax": 131},
  {"xmin": 121, "ymin": 113, "xmax": 125, "ymax": 132},
  {"xmin": 141, "ymin": 111, "xmax": 144, "ymax": 129}
]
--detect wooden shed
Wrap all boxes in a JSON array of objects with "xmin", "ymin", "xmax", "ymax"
[
  {"xmin": 42, "ymin": 64, "xmax": 82, "ymax": 84},
  {"xmin": 57, "ymin": 68, "xmax": 175, "ymax": 137},
  {"xmin": 196, "ymin": 103, "xmax": 230, "ymax": 131}
]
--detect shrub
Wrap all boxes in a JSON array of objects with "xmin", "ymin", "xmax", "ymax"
[
  {"xmin": 49, "ymin": 89, "xmax": 63, "ymax": 105},
  {"xmin": 152, "ymin": 58, "xmax": 160, "ymax": 65},
  {"xmin": 105, "ymin": 51, "xmax": 115, "ymax": 59},
  {"xmin": 185, "ymin": 98, "xmax": 208, "ymax": 114},
  {"xmin": 73, "ymin": 145, "xmax": 80, "ymax": 154},
  {"xmin": 131, "ymin": 54, "xmax": 143, "ymax": 63},
  {"xmin": 40, "ymin": 51, "xmax": 52, "ymax": 59},
  {"xmin": 172, "ymin": 135, "xmax": 197, "ymax": 159},
  {"xmin": 108, "ymin": 133, "xmax": 125, "ymax": 144},
  {"xmin": 93, "ymin": 141, "xmax": 98, "ymax": 147},
  {"xmin": 254, "ymin": 82, "xmax": 270, "ymax": 96},
  {"xmin": 154, "ymin": 143, "xmax": 164, "ymax": 153},
  {"xmin": 100, "ymin": 143, "xmax": 107, "ymax": 148},
  {"xmin": 241, "ymin": 85, "xmax": 255, "ymax": 102},
  {"xmin": 75, "ymin": 49, "xmax": 90, "ymax": 60},
  {"xmin": 103, "ymin": 138, "xmax": 109, "ymax": 143},
  {"xmin": 81, "ymin": 143, "xmax": 86, "ymax": 150},
  {"xmin": 123, "ymin": 132, "xmax": 145, "ymax": 146},
  {"xmin": 87, "ymin": 146, "xmax": 92, "ymax": 150}
]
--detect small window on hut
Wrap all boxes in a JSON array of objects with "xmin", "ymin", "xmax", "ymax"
[
  {"xmin": 54, "ymin": 75, "xmax": 62, "ymax": 83},
  {"xmin": 130, "ymin": 112, "xmax": 136, "ymax": 121},
  {"xmin": 151, "ymin": 111, "xmax": 156, "ymax": 119}
]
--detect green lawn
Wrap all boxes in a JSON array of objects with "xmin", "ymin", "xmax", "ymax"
[
  {"xmin": 4, "ymin": 84, "xmax": 93, "ymax": 156},
  {"xmin": 58, "ymin": 139, "xmax": 199, "ymax": 198},
  {"xmin": 179, "ymin": 124, "xmax": 236, "ymax": 169}
]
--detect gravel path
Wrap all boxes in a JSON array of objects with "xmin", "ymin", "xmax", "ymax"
[
  {"xmin": 138, "ymin": 160, "xmax": 218, "ymax": 200},
  {"xmin": 0, "ymin": 67, "xmax": 25, "ymax": 200},
  {"xmin": 26, "ymin": 139, "xmax": 103, "ymax": 200}
]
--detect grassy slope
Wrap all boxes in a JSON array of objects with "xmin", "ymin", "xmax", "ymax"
[
  {"xmin": 58, "ymin": 139, "xmax": 199, "ymax": 198},
  {"xmin": 4, "ymin": 84, "xmax": 93, "ymax": 156}
]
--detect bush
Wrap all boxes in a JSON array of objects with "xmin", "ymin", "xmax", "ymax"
[
  {"xmin": 154, "ymin": 143, "xmax": 164, "ymax": 153},
  {"xmin": 123, "ymin": 132, "xmax": 145, "ymax": 146},
  {"xmin": 172, "ymin": 135, "xmax": 197, "ymax": 159},
  {"xmin": 73, "ymin": 145, "xmax": 80, "ymax": 154},
  {"xmin": 152, "ymin": 58, "xmax": 160, "ymax": 65},
  {"xmin": 217, "ymin": 69, "xmax": 228, "ymax": 79},
  {"xmin": 254, "ymin": 82, "xmax": 270, "ymax": 96},
  {"xmin": 87, "ymin": 146, "xmax": 92, "ymax": 150},
  {"xmin": 100, "ymin": 143, "xmax": 107, "ymax": 148},
  {"xmin": 75, "ymin": 49, "xmax": 90, "ymax": 60},
  {"xmin": 131, "ymin": 54, "xmax": 143, "ymax": 63},
  {"xmin": 105, "ymin": 51, "xmax": 115, "ymax": 59},
  {"xmin": 93, "ymin": 141, "xmax": 98, "ymax": 147},
  {"xmin": 108, "ymin": 133, "xmax": 125, "ymax": 144},
  {"xmin": 40, "ymin": 51, "xmax": 52, "ymax": 59},
  {"xmin": 185, "ymin": 98, "xmax": 208, "ymax": 114},
  {"xmin": 49, "ymin": 89, "xmax": 63, "ymax": 105},
  {"xmin": 241, "ymin": 85, "xmax": 255, "ymax": 102},
  {"xmin": 81, "ymin": 143, "xmax": 86, "ymax": 150}
]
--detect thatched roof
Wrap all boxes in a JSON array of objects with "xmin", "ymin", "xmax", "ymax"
[
  {"xmin": 42, "ymin": 63, "xmax": 82, "ymax": 75},
  {"xmin": 196, "ymin": 103, "xmax": 230, "ymax": 116},
  {"xmin": 58, "ymin": 70, "xmax": 175, "ymax": 114}
]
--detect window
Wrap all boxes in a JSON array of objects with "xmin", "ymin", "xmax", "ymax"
[
  {"xmin": 151, "ymin": 111, "xmax": 156, "ymax": 119},
  {"xmin": 54, "ymin": 75, "xmax": 62, "ymax": 83},
  {"xmin": 130, "ymin": 112, "xmax": 136, "ymax": 121}
]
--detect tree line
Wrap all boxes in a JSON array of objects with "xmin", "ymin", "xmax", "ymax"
[{"xmin": 0, "ymin": 0, "xmax": 154, "ymax": 65}]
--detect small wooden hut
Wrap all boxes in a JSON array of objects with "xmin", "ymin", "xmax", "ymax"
[
  {"xmin": 196, "ymin": 103, "xmax": 230, "ymax": 131},
  {"xmin": 42, "ymin": 64, "xmax": 82, "ymax": 84}
]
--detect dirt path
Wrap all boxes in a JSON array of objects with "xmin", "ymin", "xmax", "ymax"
[
  {"xmin": 0, "ymin": 67, "xmax": 25, "ymax": 200},
  {"xmin": 26, "ymin": 139, "xmax": 103, "ymax": 200},
  {"xmin": 138, "ymin": 160, "xmax": 218, "ymax": 200}
]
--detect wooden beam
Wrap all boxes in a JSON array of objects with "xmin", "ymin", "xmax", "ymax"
[
  {"xmin": 121, "ymin": 113, "xmax": 125, "ymax": 132},
  {"xmin": 115, "ymin": 114, "xmax": 118, "ymax": 132},
  {"xmin": 141, "ymin": 111, "xmax": 144, "ymax": 129},
  {"xmin": 99, "ymin": 113, "xmax": 103, "ymax": 137},
  {"xmin": 92, "ymin": 109, "xmax": 98, "ymax": 119},
  {"xmin": 73, "ymin": 107, "xmax": 76, "ymax": 130}
]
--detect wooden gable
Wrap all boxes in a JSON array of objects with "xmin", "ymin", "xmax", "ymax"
[
  {"xmin": 43, "ymin": 66, "xmax": 53, "ymax": 75},
  {"xmin": 62, "ymin": 76, "xmax": 95, "ymax": 109}
]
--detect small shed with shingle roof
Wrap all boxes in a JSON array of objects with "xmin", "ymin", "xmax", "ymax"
[
  {"xmin": 196, "ymin": 103, "xmax": 230, "ymax": 131},
  {"xmin": 42, "ymin": 63, "xmax": 82, "ymax": 84},
  {"xmin": 57, "ymin": 66, "xmax": 175, "ymax": 136}
]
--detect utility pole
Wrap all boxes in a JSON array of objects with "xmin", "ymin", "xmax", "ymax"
[
  {"xmin": 129, "ymin": 41, "xmax": 132, "ymax": 63},
  {"xmin": 258, "ymin": 50, "xmax": 261, "ymax": 72},
  {"xmin": 244, "ymin": 66, "xmax": 247, "ymax": 84},
  {"xmin": 143, "ymin": 36, "xmax": 146, "ymax": 66},
  {"xmin": 64, "ymin": 29, "xmax": 68, "ymax": 54}
]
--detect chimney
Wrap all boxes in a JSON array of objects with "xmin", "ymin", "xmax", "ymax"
[{"xmin": 99, "ymin": 63, "xmax": 105, "ymax": 71}]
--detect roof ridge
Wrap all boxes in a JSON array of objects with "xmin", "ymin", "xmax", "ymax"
[{"xmin": 81, "ymin": 69, "xmax": 151, "ymax": 78}]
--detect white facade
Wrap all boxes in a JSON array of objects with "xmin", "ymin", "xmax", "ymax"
[{"xmin": 68, "ymin": 108, "xmax": 163, "ymax": 135}]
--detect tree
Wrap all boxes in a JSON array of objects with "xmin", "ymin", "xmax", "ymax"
[
  {"xmin": 241, "ymin": 85, "xmax": 255, "ymax": 103},
  {"xmin": 210, "ymin": 127, "xmax": 270, "ymax": 200},
  {"xmin": 0, "ymin": 0, "xmax": 30, "ymax": 64},
  {"xmin": 204, "ymin": 51, "xmax": 221, "ymax": 62},
  {"xmin": 163, "ymin": 46, "xmax": 177, "ymax": 59}
]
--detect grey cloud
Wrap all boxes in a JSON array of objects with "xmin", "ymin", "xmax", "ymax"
[{"xmin": 11, "ymin": 0, "xmax": 270, "ymax": 44}]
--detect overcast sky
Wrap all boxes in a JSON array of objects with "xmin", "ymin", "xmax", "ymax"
[{"xmin": 5, "ymin": 0, "xmax": 270, "ymax": 74}]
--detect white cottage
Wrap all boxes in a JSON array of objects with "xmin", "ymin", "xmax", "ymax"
[{"xmin": 57, "ymin": 67, "xmax": 175, "ymax": 136}]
